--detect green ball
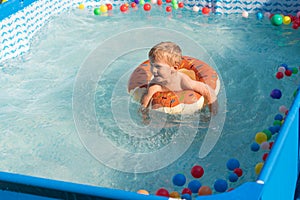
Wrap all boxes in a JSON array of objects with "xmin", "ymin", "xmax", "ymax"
[
  {"xmin": 262, "ymin": 129, "xmax": 272, "ymax": 140},
  {"xmin": 172, "ymin": 3, "xmax": 178, "ymax": 9},
  {"xmin": 273, "ymin": 120, "xmax": 282, "ymax": 126},
  {"xmin": 292, "ymin": 67, "xmax": 298, "ymax": 74},
  {"xmin": 140, "ymin": 0, "xmax": 145, "ymax": 5},
  {"xmin": 94, "ymin": 8, "xmax": 101, "ymax": 15},
  {"xmin": 171, "ymin": 0, "xmax": 177, "ymax": 5},
  {"xmin": 271, "ymin": 14, "xmax": 283, "ymax": 26}
]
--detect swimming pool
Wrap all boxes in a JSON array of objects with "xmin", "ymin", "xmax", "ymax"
[{"xmin": 1, "ymin": 0, "xmax": 300, "ymax": 199}]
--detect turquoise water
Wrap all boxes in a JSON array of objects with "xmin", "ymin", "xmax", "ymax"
[{"xmin": 0, "ymin": 6, "xmax": 300, "ymax": 197}]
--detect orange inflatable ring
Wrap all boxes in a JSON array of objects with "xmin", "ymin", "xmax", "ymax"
[{"xmin": 128, "ymin": 56, "xmax": 220, "ymax": 114}]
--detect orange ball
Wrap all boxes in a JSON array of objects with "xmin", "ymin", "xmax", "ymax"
[
  {"xmin": 137, "ymin": 189, "xmax": 149, "ymax": 195},
  {"xmin": 202, "ymin": 7, "xmax": 210, "ymax": 14},
  {"xmin": 169, "ymin": 191, "xmax": 181, "ymax": 198},
  {"xmin": 198, "ymin": 186, "xmax": 212, "ymax": 196}
]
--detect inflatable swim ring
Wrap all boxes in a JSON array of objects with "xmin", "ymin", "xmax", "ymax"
[{"xmin": 128, "ymin": 56, "xmax": 220, "ymax": 114}]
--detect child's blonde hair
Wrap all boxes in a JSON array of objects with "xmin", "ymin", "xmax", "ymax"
[{"xmin": 148, "ymin": 42, "xmax": 182, "ymax": 68}]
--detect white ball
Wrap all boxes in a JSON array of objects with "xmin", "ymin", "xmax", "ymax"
[
  {"xmin": 193, "ymin": 5, "xmax": 200, "ymax": 12},
  {"xmin": 242, "ymin": 11, "xmax": 249, "ymax": 18},
  {"xmin": 277, "ymin": 66, "xmax": 286, "ymax": 73},
  {"xmin": 151, "ymin": 0, "xmax": 157, "ymax": 4}
]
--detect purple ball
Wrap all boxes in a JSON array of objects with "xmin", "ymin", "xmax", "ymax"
[
  {"xmin": 134, "ymin": 0, "xmax": 140, "ymax": 4},
  {"xmin": 270, "ymin": 89, "xmax": 282, "ymax": 99}
]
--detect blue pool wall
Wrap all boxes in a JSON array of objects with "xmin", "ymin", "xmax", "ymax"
[{"xmin": 0, "ymin": 0, "xmax": 300, "ymax": 199}]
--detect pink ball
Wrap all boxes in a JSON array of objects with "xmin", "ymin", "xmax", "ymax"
[
  {"xmin": 297, "ymin": 11, "xmax": 300, "ymax": 18},
  {"xmin": 261, "ymin": 142, "xmax": 270, "ymax": 150},
  {"xmin": 278, "ymin": 66, "xmax": 286, "ymax": 73},
  {"xmin": 279, "ymin": 105, "xmax": 288, "ymax": 113}
]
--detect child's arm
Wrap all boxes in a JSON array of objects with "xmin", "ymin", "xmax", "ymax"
[{"xmin": 140, "ymin": 84, "xmax": 163, "ymax": 108}]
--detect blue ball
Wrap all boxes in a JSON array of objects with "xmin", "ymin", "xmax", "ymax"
[
  {"xmin": 228, "ymin": 173, "xmax": 239, "ymax": 182},
  {"xmin": 226, "ymin": 158, "xmax": 240, "ymax": 170},
  {"xmin": 172, "ymin": 173, "xmax": 186, "ymax": 186},
  {"xmin": 256, "ymin": 12, "xmax": 263, "ymax": 20},
  {"xmin": 250, "ymin": 142, "xmax": 260, "ymax": 151},
  {"xmin": 214, "ymin": 179, "xmax": 228, "ymax": 193},
  {"xmin": 181, "ymin": 194, "xmax": 192, "ymax": 200},
  {"xmin": 274, "ymin": 114, "xmax": 283, "ymax": 121},
  {"xmin": 273, "ymin": 125, "xmax": 281, "ymax": 133},
  {"xmin": 270, "ymin": 89, "xmax": 282, "ymax": 99},
  {"xmin": 188, "ymin": 180, "xmax": 201, "ymax": 193},
  {"xmin": 280, "ymin": 63, "xmax": 288, "ymax": 69}
]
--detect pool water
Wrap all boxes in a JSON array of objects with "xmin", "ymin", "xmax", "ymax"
[{"xmin": 0, "ymin": 5, "xmax": 300, "ymax": 197}]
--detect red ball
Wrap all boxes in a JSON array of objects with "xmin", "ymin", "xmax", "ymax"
[
  {"xmin": 156, "ymin": 188, "xmax": 169, "ymax": 197},
  {"xmin": 120, "ymin": 4, "xmax": 128, "ymax": 12},
  {"xmin": 233, "ymin": 168, "xmax": 243, "ymax": 177},
  {"xmin": 269, "ymin": 141, "xmax": 274, "ymax": 149},
  {"xmin": 285, "ymin": 69, "xmax": 292, "ymax": 76},
  {"xmin": 262, "ymin": 153, "xmax": 268, "ymax": 161},
  {"xmin": 227, "ymin": 188, "xmax": 234, "ymax": 192},
  {"xmin": 143, "ymin": 3, "xmax": 151, "ymax": 11},
  {"xmin": 292, "ymin": 22, "xmax": 299, "ymax": 29},
  {"xmin": 191, "ymin": 165, "xmax": 204, "ymax": 178},
  {"xmin": 131, "ymin": 2, "xmax": 136, "ymax": 8},
  {"xmin": 106, "ymin": 3, "xmax": 113, "ymax": 10},
  {"xmin": 166, "ymin": 6, "xmax": 172, "ymax": 12},
  {"xmin": 202, "ymin": 7, "xmax": 210, "ymax": 15},
  {"xmin": 276, "ymin": 72, "xmax": 284, "ymax": 79},
  {"xmin": 182, "ymin": 188, "xmax": 192, "ymax": 195},
  {"xmin": 157, "ymin": 0, "xmax": 163, "ymax": 6},
  {"xmin": 178, "ymin": 2, "xmax": 184, "ymax": 8},
  {"xmin": 166, "ymin": 0, "xmax": 171, "ymax": 3}
]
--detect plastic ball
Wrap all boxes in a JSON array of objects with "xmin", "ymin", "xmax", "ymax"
[
  {"xmin": 172, "ymin": 173, "xmax": 186, "ymax": 186},
  {"xmin": 255, "ymin": 162, "xmax": 264, "ymax": 175},
  {"xmin": 166, "ymin": 6, "xmax": 172, "ymax": 12},
  {"xmin": 233, "ymin": 168, "xmax": 243, "ymax": 177},
  {"xmin": 226, "ymin": 158, "xmax": 240, "ymax": 171},
  {"xmin": 255, "ymin": 132, "xmax": 267, "ymax": 144},
  {"xmin": 106, "ymin": 3, "xmax": 113, "ymax": 10},
  {"xmin": 214, "ymin": 179, "xmax": 228, "ymax": 193},
  {"xmin": 100, "ymin": 5, "xmax": 108, "ymax": 13},
  {"xmin": 262, "ymin": 129, "xmax": 272, "ymax": 140},
  {"xmin": 269, "ymin": 141, "xmax": 274, "ymax": 149},
  {"xmin": 297, "ymin": 11, "xmax": 300, "ymax": 18},
  {"xmin": 292, "ymin": 67, "xmax": 298, "ymax": 74},
  {"xmin": 166, "ymin": 0, "xmax": 172, "ymax": 3},
  {"xmin": 151, "ymin": 0, "xmax": 157, "ymax": 4},
  {"xmin": 137, "ymin": 189, "xmax": 149, "ymax": 195},
  {"xmin": 182, "ymin": 188, "xmax": 192, "ymax": 195},
  {"xmin": 264, "ymin": 12, "xmax": 271, "ymax": 18},
  {"xmin": 279, "ymin": 105, "xmax": 288, "ymax": 113},
  {"xmin": 188, "ymin": 180, "xmax": 201, "ymax": 193},
  {"xmin": 169, "ymin": 191, "xmax": 180, "ymax": 198},
  {"xmin": 94, "ymin": 8, "xmax": 101, "ymax": 15},
  {"xmin": 156, "ymin": 188, "xmax": 169, "ymax": 197},
  {"xmin": 283, "ymin": 16, "xmax": 291, "ymax": 25},
  {"xmin": 172, "ymin": 3, "xmax": 179, "ymax": 9},
  {"xmin": 274, "ymin": 114, "xmax": 283, "ymax": 121},
  {"xmin": 276, "ymin": 72, "xmax": 284, "ymax": 79},
  {"xmin": 292, "ymin": 23, "xmax": 299, "ymax": 29},
  {"xmin": 256, "ymin": 12, "xmax": 263, "ymax": 20},
  {"xmin": 262, "ymin": 153, "xmax": 268, "ymax": 161},
  {"xmin": 285, "ymin": 69, "xmax": 292, "ymax": 76},
  {"xmin": 181, "ymin": 194, "xmax": 192, "ymax": 200},
  {"xmin": 278, "ymin": 66, "xmax": 286, "ymax": 72},
  {"xmin": 171, "ymin": 0, "xmax": 177, "ymax": 5},
  {"xmin": 191, "ymin": 165, "xmax": 204, "ymax": 178},
  {"xmin": 130, "ymin": 2, "xmax": 137, "ymax": 8},
  {"xmin": 157, "ymin": 0, "xmax": 162, "ymax": 5},
  {"xmin": 139, "ymin": 0, "xmax": 145, "ymax": 5},
  {"xmin": 120, "ymin": 4, "xmax": 128, "ymax": 12},
  {"xmin": 260, "ymin": 142, "xmax": 270, "ymax": 150},
  {"xmin": 273, "ymin": 120, "xmax": 282, "ymax": 126},
  {"xmin": 271, "ymin": 14, "xmax": 283, "ymax": 26},
  {"xmin": 192, "ymin": 5, "xmax": 200, "ymax": 12},
  {"xmin": 270, "ymin": 89, "xmax": 282, "ymax": 99},
  {"xmin": 242, "ymin": 11, "xmax": 249, "ymax": 18},
  {"xmin": 228, "ymin": 173, "xmax": 238, "ymax": 182},
  {"xmin": 143, "ymin": 3, "xmax": 151, "ymax": 11},
  {"xmin": 198, "ymin": 186, "xmax": 212, "ymax": 196},
  {"xmin": 280, "ymin": 63, "xmax": 288, "ymax": 69},
  {"xmin": 78, "ymin": 4, "xmax": 85, "ymax": 9},
  {"xmin": 250, "ymin": 142, "xmax": 260, "ymax": 152},
  {"xmin": 202, "ymin": 7, "xmax": 210, "ymax": 15},
  {"xmin": 178, "ymin": 2, "xmax": 184, "ymax": 8}
]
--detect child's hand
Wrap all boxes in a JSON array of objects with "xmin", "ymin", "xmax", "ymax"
[{"xmin": 138, "ymin": 106, "xmax": 150, "ymax": 125}]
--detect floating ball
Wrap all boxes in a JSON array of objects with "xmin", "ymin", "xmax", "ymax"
[
  {"xmin": 156, "ymin": 188, "xmax": 169, "ymax": 197},
  {"xmin": 255, "ymin": 162, "xmax": 264, "ymax": 175},
  {"xmin": 198, "ymin": 186, "xmax": 212, "ymax": 196},
  {"xmin": 191, "ymin": 165, "xmax": 204, "ymax": 178},
  {"xmin": 192, "ymin": 5, "xmax": 200, "ymax": 12},
  {"xmin": 182, "ymin": 188, "xmax": 192, "ymax": 195},
  {"xmin": 151, "ymin": 0, "xmax": 157, "ymax": 4},
  {"xmin": 292, "ymin": 67, "xmax": 298, "ymax": 74},
  {"xmin": 172, "ymin": 3, "xmax": 179, "ymax": 9},
  {"xmin": 181, "ymin": 194, "xmax": 192, "ymax": 200},
  {"xmin": 242, "ymin": 11, "xmax": 249, "ymax": 18},
  {"xmin": 100, "ymin": 5, "xmax": 108, "ymax": 13},
  {"xmin": 269, "ymin": 141, "xmax": 274, "ymax": 149},
  {"xmin": 214, "ymin": 179, "xmax": 228, "ymax": 193},
  {"xmin": 157, "ymin": 0, "xmax": 162, "ymax": 5},
  {"xmin": 233, "ymin": 168, "xmax": 243, "ymax": 177},
  {"xmin": 255, "ymin": 132, "xmax": 267, "ymax": 144},
  {"xmin": 228, "ymin": 173, "xmax": 238, "ymax": 182},
  {"xmin": 178, "ymin": 2, "xmax": 184, "ymax": 8},
  {"xmin": 276, "ymin": 72, "xmax": 284, "ymax": 79},
  {"xmin": 271, "ymin": 14, "xmax": 283, "ymax": 26},
  {"xmin": 278, "ymin": 66, "xmax": 286, "ymax": 72},
  {"xmin": 226, "ymin": 158, "xmax": 240, "ymax": 171},
  {"xmin": 143, "ymin": 3, "xmax": 151, "ymax": 11},
  {"xmin": 274, "ymin": 114, "xmax": 283, "ymax": 121},
  {"xmin": 134, "ymin": 0, "xmax": 139, "ymax": 4},
  {"xmin": 137, "ymin": 189, "xmax": 149, "ymax": 195},
  {"xmin": 250, "ymin": 142, "xmax": 260, "ymax": 152},
  {"xmin": 280, "ymin": 63, "xmax": 288, "ymax": 69},
  {"xmin": 139, "ymin": 0, "xmax": 145, "ymax": 5},
  {"xmin": 93, "ymin": 8, "xmax": 101, "ymax": 15},
  {"xmin": 270, "ymin": 89, "xmax": 282, "ymax": 99},
  {"xmin": 262, "ymin": 129, "xmax": 272, "ymax": 140},
  {"xmin": 172, "ymin": 173, "xmax": 186, "ymax": 186},
  {"xmin": 130, "ymin": 2, "xmax": 137, "ymax": 8},
  {"xmin": 120, "ymin": 4, "xmax": 128, "ymax": 12},
  {"xmin": 256, "ymin": 12, "xmax": 263, "ymax": 20},
  {"xmin": 262, "ymin": 153, "xmax": 268, "ymax": 161},
  {"xmin": 260, "ymin": 141, "xmax": 270, "ymax": 150},
  {"xmin": 106, "ymin": 3, "xmax": 113, "ymax": 10},
  {"xmin": 285, "ymin": 69, "xmax": 292, "ymax": 76},
  {"xmin": 78, "ymin": 4, "xmax": 85, "ymax": 9},
  {"xmin": 202, "ymin": 7, "xmax": 210, "ymax": 15},
  {"xmin": 188, "ymin": 180, "xmax": 201, "ymax": 193},
  {"xmin": 283, "ymin": 16, "xmax": 291, "ymax": 25},
  {"xmin": 273, "ymin": 120, "xmax": 282, "ymax": 126},
  {"xmin": 264, "ymin": 12, "xmax": 271, "ymax": 18},
  {"xmin": 166, "ymin": 0, "xmax": 171, "ymax": 3},
  {"xmin": 279, "ymin": 105, "xmax": 288, "ymax": 113},
  {"xmin": 166, "ymin": 6, "xmax": 172, "ymax": 12},
  {"xmin": 169, "ymin": 191, "xmax": 180, "ymax": 198}
]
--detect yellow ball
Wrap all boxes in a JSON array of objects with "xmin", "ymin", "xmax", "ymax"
[
  {"xmin": 255, "ymin": 162, "xmax": 264, "ymax": 175},
  {"xmin": 137, "ymin": 189, "xmax": 149, "ymax": 195},
  {"xmin": 169, "ymin": 191, "xmax": 181, "ymax": 198},
  {"xmin": 78, "ymin": 4, "xmax": 85, "ymax": 9},
  {"xmin": 100, "ymin": 4, "xmax": 108, "ymax": 13},
  {"xmin": 283, "ymin": 16, "xmax": 291, "ymax": 25},
  {"xmin": 255, "ymin": 132, "xmax": 267, "ymax": 144}
]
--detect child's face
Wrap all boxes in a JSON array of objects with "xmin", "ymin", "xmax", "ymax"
[{"xmin": 150, "ymin": 61, "xmax": 174, "ymax": 84}]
